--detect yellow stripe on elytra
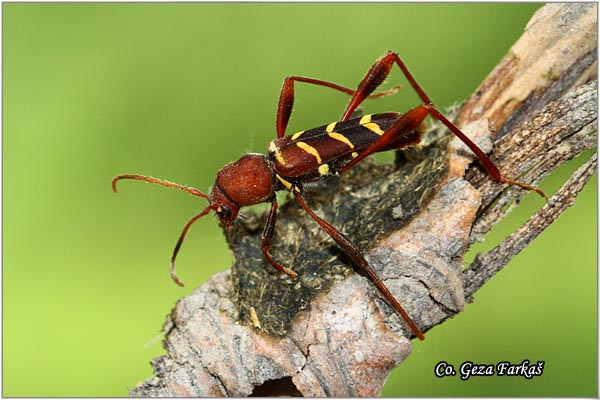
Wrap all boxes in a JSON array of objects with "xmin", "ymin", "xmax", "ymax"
[
  {"xmin": 363, "ymin": 122, "xmax": 385, "ymax": 136},
  {"xmin": 268, "ymin": 141, "xmax": 288, "ymax": 166},
  {"xmin": 274, "ymin": 149, "xmax": 286, "ymax": 166},
  {"xmin": 327, "ymin": 132, "xmax": 354, "ymax": 149},
  {"xmin": 359, "ymin": 114, "xmax": 372, "ymax": 125},
  {"xmin": 325, "ymin": 122, "xmax": 337, "ymax": 133},
  {"xmin": 291, "ymin": 130, "xmax": 305, "ymax": 140},
  {"xmin": 296, "ymin": 141, "xmax": 322, "ymax": 164}
]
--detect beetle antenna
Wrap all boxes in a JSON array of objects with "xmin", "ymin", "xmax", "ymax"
[
  {"xmin": 111, "ymin": 174, "xmax": 209, "ymax": 199},
  {"xmin": 170, "ymin": 205, "xmax": 213, "ymax": 287}
]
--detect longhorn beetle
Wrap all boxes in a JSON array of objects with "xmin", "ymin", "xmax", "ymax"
[{"xmin": 112, "ymin": 51, "xmax": 547, "ymax": 341}]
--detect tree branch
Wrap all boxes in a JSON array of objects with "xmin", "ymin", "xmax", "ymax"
[
  {"xmin": 464, "ymin": 82, "xmax": 597, "ymax": 298},
  {"xmin": 131, "ymin": 3, "xmax": 597, "ymax": 397}
]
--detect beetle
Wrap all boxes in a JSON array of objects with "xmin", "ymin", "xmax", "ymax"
[{"xmin": 112, "ymin": 51, "xmax": 546, "ymax": 340}]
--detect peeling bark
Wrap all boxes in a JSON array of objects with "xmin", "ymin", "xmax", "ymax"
[{"xmin": 131, "ymin": 4, "xmax": 597, "ymax": 397}]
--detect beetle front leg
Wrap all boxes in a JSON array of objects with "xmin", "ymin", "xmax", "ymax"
[{"xmin": 261, "ymin": 198, "xmax": 298, "ymax": 279}]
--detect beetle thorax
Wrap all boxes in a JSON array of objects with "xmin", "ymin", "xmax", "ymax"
[{"xmin": 213, "ymin": 154, "xmax": 275, "ymax": 207}]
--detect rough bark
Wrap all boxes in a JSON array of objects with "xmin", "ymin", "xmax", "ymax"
[{"xmin": 131, "ymin": 4, "xmax": 597, "ymax": 397}]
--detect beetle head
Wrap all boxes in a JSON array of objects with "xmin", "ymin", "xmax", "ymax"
[{"xmin": 207, "ymin": 184, "xmax": 240, "ymax": 229}]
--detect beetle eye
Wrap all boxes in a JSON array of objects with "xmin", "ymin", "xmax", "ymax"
[{"xmin": 218, "ymin": 205, "xmax": 231, "ymax": 218}]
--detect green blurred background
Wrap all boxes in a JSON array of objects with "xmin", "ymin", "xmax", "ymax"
[{"xmin": 3, "ymin": 3, "xmax": 596, "ymax": 397}]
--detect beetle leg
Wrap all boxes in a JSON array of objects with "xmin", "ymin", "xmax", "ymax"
[
  {"xmin": 291, "ymin": 186, "xmax": 425, "ymax": 340},
  {"xmin": 340, "ymin": 51, "xmax": 547, "ymax": 199},
  {"xmin": 341, "ymin": 50, "xmax": 432, "ymax": 121},
  {"xmin": 423, "ymin": 105, "xmax": 548, "ymax": 199},
  {"xmin": 261, "ymin": 199, "xmax": 298, "ymax": 279},
  {"xmin": 276, "ymin": 76, "xmax": 401, "ymax": 138}
]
